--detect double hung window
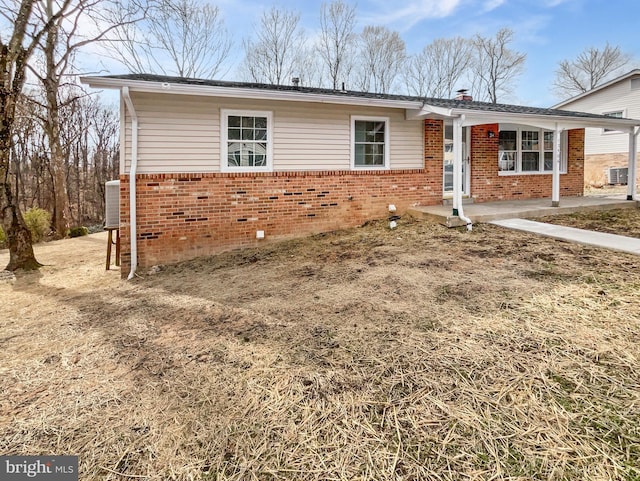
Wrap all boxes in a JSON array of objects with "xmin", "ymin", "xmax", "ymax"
[
  {"xmin": 351, "ymin": 116, "xmax": 390, "ymax": 169},
  {"xmin": 498, "ymin": 127, "xmax": 565, "ymax": 174},
  {"xmin": 221, "ymin": 110, "xmax": 273, "ymax": 172}
]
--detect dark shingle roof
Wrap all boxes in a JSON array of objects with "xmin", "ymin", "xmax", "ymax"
[
  {"xmin": 100, "ymin": 73, "xmax": 420, "ymax": 101},
  {"xmin": 422, "ymin": 97, "xmax": 621, "ymax": 120},
  {"xmin": 98, "ymin": 74, "xmax": 636, "ymax": 122}
]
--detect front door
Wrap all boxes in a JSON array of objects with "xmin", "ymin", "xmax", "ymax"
[{"xmin": 443, "ymin": 124, "xmax": 470, "ymax": 197}]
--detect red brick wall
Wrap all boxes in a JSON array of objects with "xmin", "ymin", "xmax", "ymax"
[
  {"xmin": 469, "ymin": 124, "xmax": 584, "ymax": 202},
  {"xmin": 424, "ymin": 119, "xmax": 444, "ymax": 185},
  {"xmin": 119, "ymin": 168, "xmax": 442, "ymax": 275}
]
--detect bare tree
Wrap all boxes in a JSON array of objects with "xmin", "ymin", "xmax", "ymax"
[
  {"xmin": 356, "ymin": 26, "xmax": 406, "ymax": 93},
  {"xmin": 553, "ymin": 43, "xmax": 631, "ymax": 97},
  {"xmin": 1, "ymin": 0, "xmax": 138, "ymax": 270},
  {"xmin": 11, "ymin": 90, "xmax": 119, "ymax": 230},
  {"xmin": 404, "ymin": 37, "xmax": 473, "ymax": 98},
  {"xmin": 469, "ymin": 28, "xmax": 526, "ymax": 103},
  {"xmin": 107, "ymin": 0, "xmax": 231, "ymax": 79},
  {"xmin": 294, "ymin": 44, "xmax": 324, "ymax": 87},
  {"xmin": 240, "ymin": 7, "xmax": 305, "ymax": 85},
  {"xmin": 27, "ymin": 0, "xmax": 140, "ymax": 237},
  {"xmin": 318, "ymin": 0, "xmax": 356, "ymax": 89},
  {"xmin": 10, "ymin": 95, "xmax": 45, "ymax": 210},
  {"xmin": 0, "ymin": 0, "xmax": 51, "ymax": 270},
  {"xmin": 88, "ymin": 100, "xmax": 120, "ymax": 220}
]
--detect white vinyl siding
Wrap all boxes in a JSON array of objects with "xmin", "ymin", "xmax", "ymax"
[
  {"xmin": 557, "ymin": 76, "xmax": 640, "ymax": 155},
  {"xmin": 123, "ymin": 92, "xmax": 424, "ymax": 174}
]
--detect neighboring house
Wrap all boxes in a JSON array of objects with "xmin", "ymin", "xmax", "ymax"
[
  {"xmin": 80, "ymin": 74, "xmax": 640, "ymax": 278},
  {"xmin": 553, "ymin": 69, "xmax": 640, "ymax": 186}
]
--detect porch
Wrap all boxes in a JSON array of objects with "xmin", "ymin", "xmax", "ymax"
[{"xmin": 408, "ymin": 195, "xmax": 639, "ymax": 227}]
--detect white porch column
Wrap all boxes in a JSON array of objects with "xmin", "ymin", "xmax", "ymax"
[
  {"xmin": 551, "ymin": 124, "xmax": 561, "ymax": 207},
  {"xmin": 452, "ymin": 116, "xmax": 463, "ymax": 215},
  {"xmin": 627, "ymin": 127, "xmax": 638, "ymax": 201}
]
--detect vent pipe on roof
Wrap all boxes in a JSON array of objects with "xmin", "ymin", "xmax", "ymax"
[{"xmin": 455, "ymin": 89, "xmax": 473, "ymax": 101}]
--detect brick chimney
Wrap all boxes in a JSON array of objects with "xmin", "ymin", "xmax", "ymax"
[{"xmin": 455, "ymin": 89, "xmax": 472, "ymax": 101}]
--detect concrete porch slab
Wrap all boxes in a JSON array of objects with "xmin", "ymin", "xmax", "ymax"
[{"xmin": 407, "ymin": 196, "xmax": 639, "ymax": 227}]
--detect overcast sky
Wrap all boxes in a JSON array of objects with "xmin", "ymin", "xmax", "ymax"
[{"xmin": 93, "ymin": 0, "xmax": 640, "ymax": 108}]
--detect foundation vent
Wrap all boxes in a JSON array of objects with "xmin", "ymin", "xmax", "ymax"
[{"xmin": 105, "ymin": 180, "xmax": 120, "ymax": 228}]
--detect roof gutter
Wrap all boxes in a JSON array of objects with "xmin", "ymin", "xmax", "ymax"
[{"xmin": 121, "ymin": 86, "xmax": 138, "ymax": 280}]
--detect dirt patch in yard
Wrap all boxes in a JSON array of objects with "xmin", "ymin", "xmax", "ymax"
[{"xmin": 1, "ymin": 211, "xmax": 640, "ymax": 480}]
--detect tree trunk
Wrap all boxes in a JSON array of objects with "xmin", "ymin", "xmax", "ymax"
[
  {"xmin": 50, "ymin": 154, "xmax": 69, "ymax": 236},
  {"xmin": 2, "ymin": 181, "xmax": 41, "ymax": 271},
  {"xmin": 44, "ymin": 0, "xmax": 69, "ymax": 238},
  {"xmin": 1, "ymin": 88, "xmax": 41, "ymax": 271},
  {"xmin": 1, "ymin": 0, "xmax": 45, "ymax": 270}
]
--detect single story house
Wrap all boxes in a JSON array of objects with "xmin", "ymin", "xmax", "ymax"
[
  {"xmin": 80, "ymin": 74, "xmax": 640, "ymax": 279},
  {"xmin": 553, "ymin": 69, "xmax": 640, "ymax": 187}
]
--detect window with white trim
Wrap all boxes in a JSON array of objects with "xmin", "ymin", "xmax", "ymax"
[
  {"xmin": 603, "ymin": 110, "xmax": 624, "ymax": 133},
  {"xmin": 351, "ymin": 116, "xmax": 390, "ymax": 169},
  {"xmin": 498, "ymin": 126, "xmax": 566, "ymax": 174},
  {"xmin": 221, "ymin": 109, "xmax": 273, "ymax": 172}
]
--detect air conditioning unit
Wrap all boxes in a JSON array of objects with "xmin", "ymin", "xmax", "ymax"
[
  {"xmin": 105, "ymin": 180, "xmax": 120, "ymax": 229},
  {"xmin": 607, "ymin": 167, "xmax": 628, "ymax": 185}
]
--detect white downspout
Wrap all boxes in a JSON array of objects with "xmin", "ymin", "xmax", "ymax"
[
  {"xmin": 627, "ymin": 126, "xmax": 639, "ymax": 201},
  {"xmin": 551, "ymin": 123, "xmax": 561, "ymax": 207},
  {"xmin": 452, "ymin": 115, "xmax": 473, "ymax": 230},
  {"xmin": 122, "ymin": 86, "xmax": 138, "ymax": 280}
]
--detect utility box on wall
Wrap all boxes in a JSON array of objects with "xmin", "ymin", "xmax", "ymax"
[{"xmin": 105, "ymin": 180, "xmax": 120, "ymax": 229}]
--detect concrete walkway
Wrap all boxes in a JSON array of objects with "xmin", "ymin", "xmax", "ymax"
[
  {"xmin": 408, "ymin": 196, "xmax": 638, "ymax": 227},
  {"xmin": 490, "ymin": 218, "xmax": 640, "ymax": 255}
]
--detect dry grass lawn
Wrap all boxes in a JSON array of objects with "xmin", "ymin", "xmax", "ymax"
[{"xmin": 1, "ymin": 209, "xmax": 639, "ymax": 480}]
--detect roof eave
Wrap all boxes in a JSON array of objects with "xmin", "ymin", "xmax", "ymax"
[
  {"xmin": 409, "ymin": 104, "xmax": 640, "ymax": 129},
  {"xmin": 79, "ymin": 76, "xmax": 423, "ymax": 110},
  {"xmin": 451, "ymin": 108, "xmax": 640, "ymax": 130}
]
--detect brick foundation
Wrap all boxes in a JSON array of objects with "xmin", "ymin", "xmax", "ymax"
[
  {"xmin": 119, "ymin": 168, "xmax": 442, "ymax": 275},
  {"xmin": 469, "ymin": 125, "xmax": 584, "ymax": 202}
]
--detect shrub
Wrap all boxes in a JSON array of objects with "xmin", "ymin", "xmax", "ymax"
[
  {"xmin": 23, "ymin": 207, "xmax": 51, "ymax": 243},
  {"xmin": 68, "ymin": 226, "xmax": 89, "ymax": 238},
  {"xmin": 0, "ymin": 225, "xmax": 5, "ymax": 247}
]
